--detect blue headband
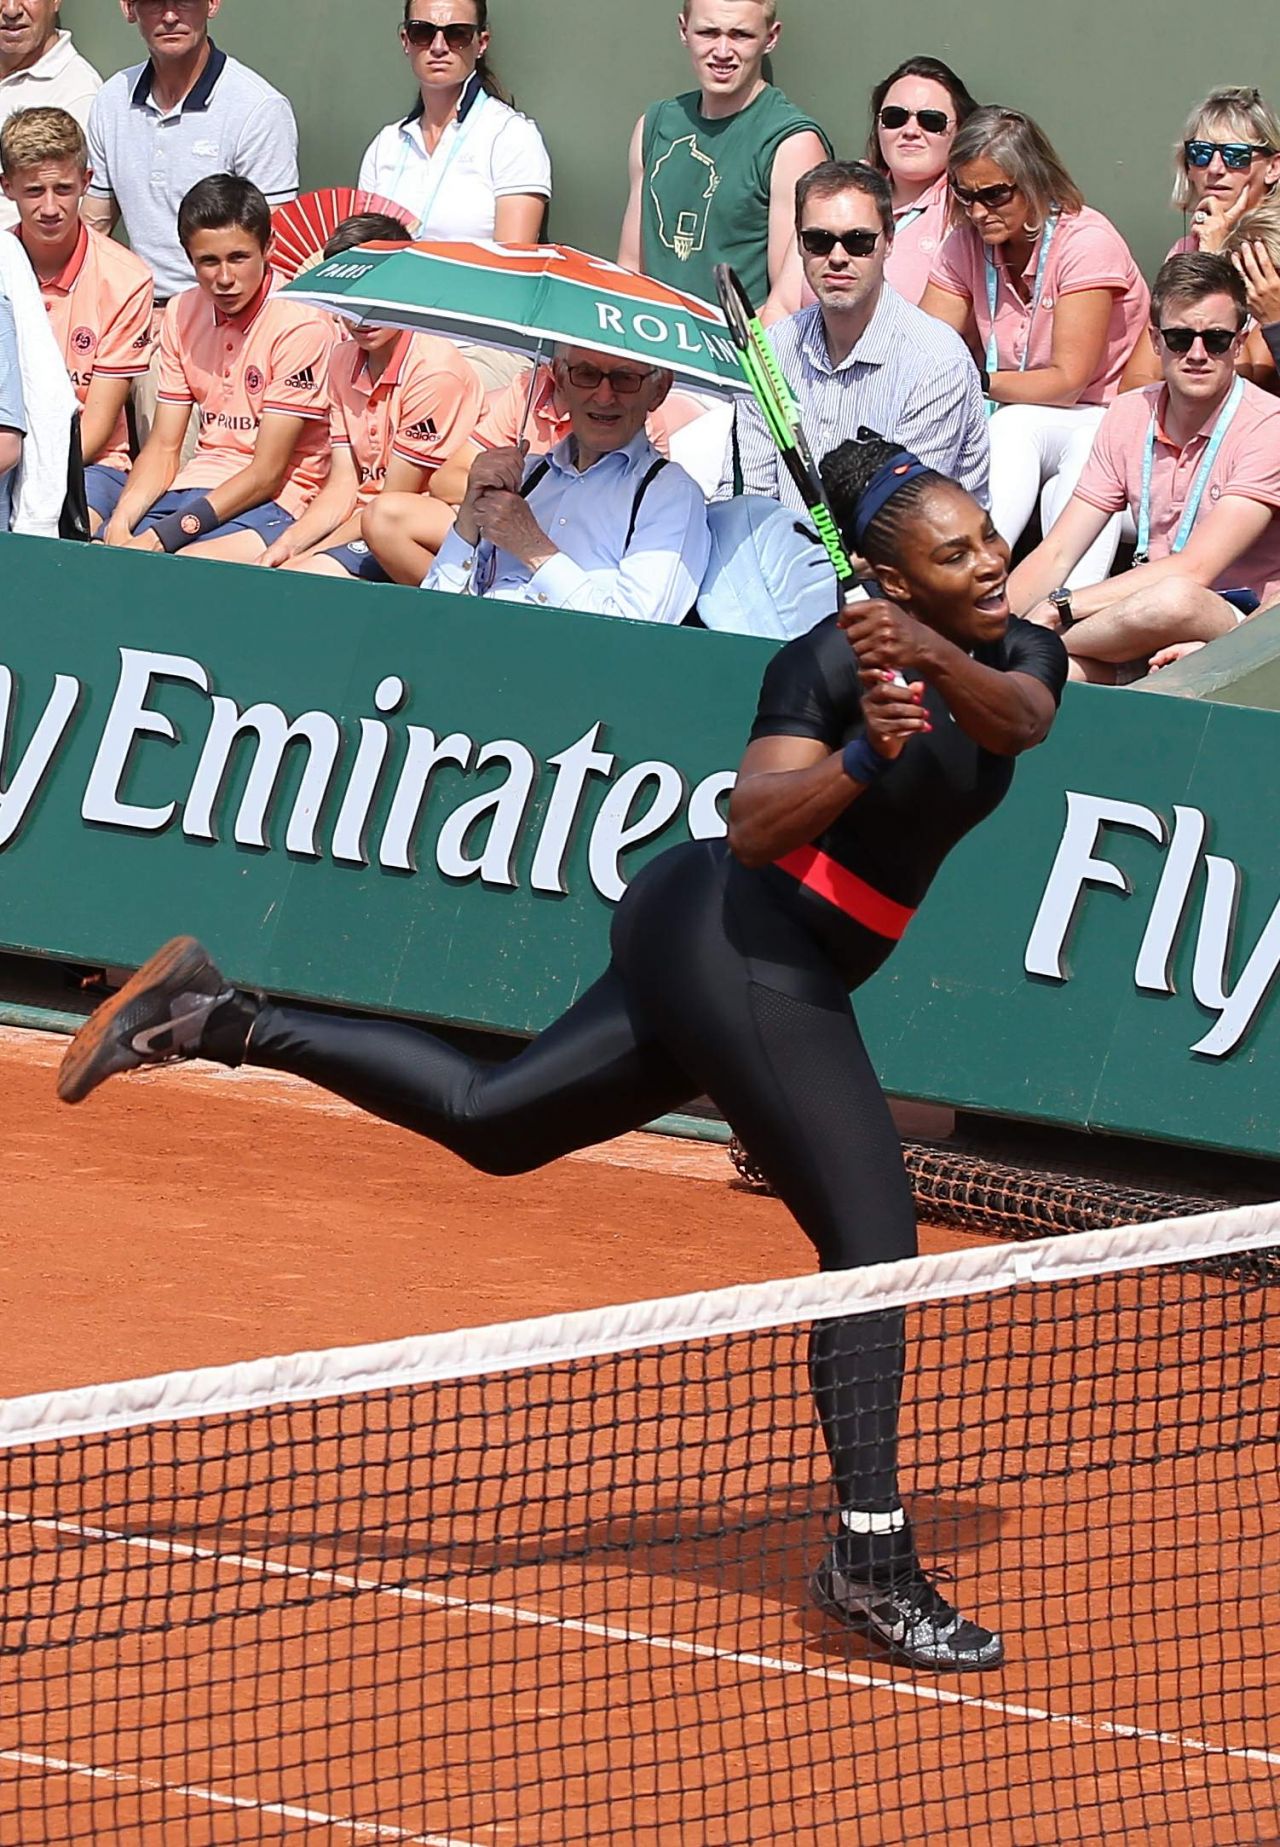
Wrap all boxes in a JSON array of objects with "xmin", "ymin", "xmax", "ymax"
[{"xmin": 851, "ymin": 452, "xmax": 933, "ymax": 549}]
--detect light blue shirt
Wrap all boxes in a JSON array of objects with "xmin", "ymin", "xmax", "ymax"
[
  {"xmin": 427, "ymin": 430, "xmax": 710, "ymax": 626},
  {"xmin": 720, "ymin": 285, "xmax": 990, "ymax": 509},
  {"xmin": 0, "ymin": 289, "xmax": 27, "ymax": 534}
]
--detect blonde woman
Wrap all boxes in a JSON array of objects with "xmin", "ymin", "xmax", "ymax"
[
  {"xmin": 921, "ymin": 106, "xmax": 1148, "ymax": 588},
  {"xmin": 1169, "ymin": 86, "xmax": 1280, "ymax": 258}
]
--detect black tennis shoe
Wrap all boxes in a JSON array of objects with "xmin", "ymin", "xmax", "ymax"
[
  {"xmin": 57, "ymin": 936, "xmax": 234, "ymax": 1105},
  {"xmin": 810, "ymin": 1543, "xmax": 1004, "ymax": 1672}
]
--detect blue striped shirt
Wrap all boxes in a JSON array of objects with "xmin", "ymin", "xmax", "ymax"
[{"xmin": 718, "ymin": 286, "xmax": 990, "ymax": 509}]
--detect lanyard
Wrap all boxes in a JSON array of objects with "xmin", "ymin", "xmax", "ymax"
[
  {"xmin": 393, "ymin": 76, "xmax": 486, "ymax": 234},
  {"xmin": 983, "ymin": 213, "xmax": 1058, "ymax": 413},
  {"xmin": 1134, "ymin": 375, "xmax": 1244, "ymax": 563}
]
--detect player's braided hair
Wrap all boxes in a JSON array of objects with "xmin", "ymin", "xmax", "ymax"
[{"xmin": 820, "ymin": 435, "xmax": 947, "ymax": 570}]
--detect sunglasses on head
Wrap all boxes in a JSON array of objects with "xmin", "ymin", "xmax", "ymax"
[
  {"xmin": 403, "ymin": 20, "xmax": 479, "ymax": 50},
  {"xmin": 1158, "ymin": 324, "xmax": 1238, "ymax": 355},
  {"xmin": 560, "ymin": 361, "xmax": 655, "ymax": 394},
  {"xmin": 1184, "ymin": 138, "xmax": 1274, "ymax": 172},
  {"xmin": 799, "ymin": 226, "xmax": 881, "ymax": 259},
  {"xmin": 878, "ymin": 105, "xmax": 952, "ymax": 136},
  {"xmin": 951, "ymin": 179, "xmax": 1018, "ymax": 209}
]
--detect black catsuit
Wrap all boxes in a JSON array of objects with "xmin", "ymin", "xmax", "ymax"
[{"xmin": 243, "ymin": 614, "xmax": 1067, "ymax": 1518}]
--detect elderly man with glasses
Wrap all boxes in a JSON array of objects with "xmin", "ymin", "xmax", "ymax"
[
  {"xmin": 425, "ymin": 346, "xmax": 710, "ymax": 625},
  {"xmin": 718, "ymin": 159, "xmax": 988, "ymax": 510}
]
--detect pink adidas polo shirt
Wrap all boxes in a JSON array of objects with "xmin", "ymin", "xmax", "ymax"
[
  {"xmin": 156, "ymin": 275, "xmax": 336, "ymax": 517},
  {"xmin": 929, "ymin": 205, "xmax": 1150, "ymax": 404},
  {"xmin": 328, "ymin": 330, "xmax": 483, "ymax": 503},
  {"xmin": 20, "ymin": 222, "xmax": 152, "ymax": 471},
  {"xmin": 473, "ymin": 364, "xmax": 570, "ymax": 455},
  {"xmin": 1075, "ymin": 378, "xmax": 1280, "ymax": 603}
]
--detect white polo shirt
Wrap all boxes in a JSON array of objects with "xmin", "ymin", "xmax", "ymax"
[
  {"xmin": 87, "ymin": 41, "xmax": 298, "ymax": 302},
  {"xmin": 0, "ymin": 30, "xmax": 101, "ymax": 230},
  {"xmin": 357, "ymin": 75, "xmax": 550, "ymax": 240}
]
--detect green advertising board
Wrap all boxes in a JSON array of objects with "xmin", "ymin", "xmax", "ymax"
[{"xmin": 2, "ymin": 536, "xmax": 1278, "ymax": 1162}]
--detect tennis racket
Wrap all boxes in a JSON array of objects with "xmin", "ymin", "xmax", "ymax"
[{"xmin": 714, "ymin": 262, "xmax": 865, "ymax": 600}]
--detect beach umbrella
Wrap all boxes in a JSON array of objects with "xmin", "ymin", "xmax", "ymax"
[{"xmin": 283, "ymin": 241, "xmax": 747, "ymax": 396}]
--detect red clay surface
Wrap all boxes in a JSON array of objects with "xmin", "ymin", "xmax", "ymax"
[{"xmin": 1, "ymin": 1028, "xmax": 1277, "ymax": 1847}]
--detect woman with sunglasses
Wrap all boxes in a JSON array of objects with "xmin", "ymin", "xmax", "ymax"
[
  {"xmin": 59, "ymin": 435, "xmax": 1066, "ymax": 1676},
  {"xmin": 920, "ymin": 106, "xmax": 1149, "ymax": 590},
  {"xmin": 358, "ymin": 1, "xmax": 551, "ymax": 246},
  {"xmin": 865, "ymin": 55, "xmax": 978, "ymax": 305},
  {"xmin": 1169, "ymin": 87, "xmax": 1280, "ymax": 260}
]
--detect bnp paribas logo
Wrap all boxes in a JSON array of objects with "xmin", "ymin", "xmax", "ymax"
[{"xmin": 650, "ymin": 134, "xmax": 720, "ymax": 262}]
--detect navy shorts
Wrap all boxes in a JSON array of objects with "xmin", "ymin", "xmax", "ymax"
[
  {"xmin": 321, "ymin": 539, "xmax": 391, "ymax": 582},
  {"xmin": 136, "ymin": 488, "xmax": 293, "ymax": 546},
  {"xmin": 85, "ymin": 463, "xmax": 129, "ymax": 522}
]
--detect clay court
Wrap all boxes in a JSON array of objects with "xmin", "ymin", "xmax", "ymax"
[{"xmin": 2, "ymin": 1027, "xmax": 1278, "ymax": 1846}]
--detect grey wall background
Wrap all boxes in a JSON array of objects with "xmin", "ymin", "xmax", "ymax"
[{"xmin": 67, "ymin": 2, "xmax": 1280, "ymax": 280}]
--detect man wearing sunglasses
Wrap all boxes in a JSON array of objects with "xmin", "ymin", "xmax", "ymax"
[
  {"xmin": 84, "ymin": 2, "xmax": 297, "ymax": 442},
  {"xmin": 1010, "ymin": 254, "xmax": 1280, "ymax": 682},
  {"xmin": 425, "ymin": 346, "xmax": 710, "ymax": 626},
  {"xmin": 721, "ymin": 159, "xmax": 988, "ymax": 513}
]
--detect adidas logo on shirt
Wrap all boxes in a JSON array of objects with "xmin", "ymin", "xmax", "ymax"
[
  {"xmin": 403, "ymin": 418, "xmax": 439, "ymax": 441},
  {"xmin": 283, "ymin": 365, "xmax": 318, "ymax": 391}
]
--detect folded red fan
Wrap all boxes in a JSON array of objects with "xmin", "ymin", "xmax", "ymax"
[{"xmin": 270, "ymin": 189, "xmax": 416, "ymax": 282}]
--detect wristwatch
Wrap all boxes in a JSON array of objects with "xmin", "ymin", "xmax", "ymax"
[{"xmin": 1047, "ymin": 587, "xmax": 1075, "ymax": 631}]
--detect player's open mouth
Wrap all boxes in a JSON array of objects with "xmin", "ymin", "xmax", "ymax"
[{"xmin": 974, "ymin": 588, "xmax": 1008, "ymax": 615}]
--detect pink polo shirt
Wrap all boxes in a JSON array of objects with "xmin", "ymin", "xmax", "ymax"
[
  {"xmin": 884, "ymin": 174, "xmax": 951, "ymax": 306},
  {"xmin": 1075, "ymin": 379, "xmax": 1280, "ymax": 603},
  {"xmin": 328, "ymin": 330, "xmax": 483, "ymax": 502},
  {"xmin": 929, "ymin": 205, "xmax": 1150, "ymax": 404}
]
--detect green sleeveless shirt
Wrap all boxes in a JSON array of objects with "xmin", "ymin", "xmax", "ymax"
[{"xmin": 639, "ymin": 85, "xmax": 831, "ymax": 309}]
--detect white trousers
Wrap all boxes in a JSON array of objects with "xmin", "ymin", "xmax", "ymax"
[{"xmin": 988, "ymin": 401, "xmax": 1121, "ymax": 590}]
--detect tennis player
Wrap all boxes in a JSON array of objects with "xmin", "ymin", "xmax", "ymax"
[{"xmin": 58, "ymin": 434, "xmax": 1066, "ymax": 1674}]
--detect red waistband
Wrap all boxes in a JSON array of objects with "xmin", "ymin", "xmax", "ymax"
[{"xmin": 774, "ymin": 846, "xmax": 916, "ymax": 941}]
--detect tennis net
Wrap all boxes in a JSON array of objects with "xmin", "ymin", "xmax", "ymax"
[{"xmin": 1, "ymin": 1205, "xmax": 1278, "ymax": 1845}]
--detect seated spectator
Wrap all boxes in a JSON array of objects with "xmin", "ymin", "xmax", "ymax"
[
  {"xmin": 359, "ymin": 1, "xmax": 549, "ymax": 242},
  {"xmin": 85, "ymin": 0, "xmax": 299, "ymax": 449},
  {"xmin": 865, "ymin": 55, "xmax": 978, "ymax": 306},
  {"xmin": 720, "ymin": 160, "xmax": 988, "ymax": 510},
  {"xmin": 260, "ymin": 215, "xmax": 483, "ymax": 580},
  {"xmin": 0, "ymin": 273, "xmax": 25, "ymax": 530},
  {"xmin": 618, "ymin": 0, "xmax": 830, "ymax": 321},
  {"xmin": 0, "ymin": 0, "xmax": 100, "ymax": 231},
  {"xmin": 425, "ymin": 346, "xmax": 709, "ymax": 625},
  {"xmin": 921, "ymin": 106, "xmax": 1149, "ymax": 590},
  {"xmin": 1228, "ymin": 198, "xmax": 1280, "ymax": 383},
  {"xmin": 103, "ymin": 175, "xmax": 334, "ymax": 563},
  {"xmin": 1169, "ymin": 87, "xmax": 1280, "ymax": 258},
  {"xmin": 2, "ymin": 106, "xmax": 152, "ymax": 534},
  {"xmin": 0, "ymin": 201, "xmax": 75, "ymax": 534},
  {"xmin": 1008, "ymin": 255, "xmax": 1280, "ymax": 682}
]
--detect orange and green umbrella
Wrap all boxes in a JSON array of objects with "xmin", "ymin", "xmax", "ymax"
[{"xmin": 283, "ymin": 240, "xmax": 747, "ymax": 396}]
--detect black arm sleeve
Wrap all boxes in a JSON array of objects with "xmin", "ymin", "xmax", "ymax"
[
  {"xmin": 747, "ymin": 618, "xmax": 862, "ymax": 745},
  {"xmin": 1262, "ymin": 324, "xmax": 1280, "ymax": 374},
  {"xmin": 988, "ymin": 616, "xmax": 1070, "ymax": 708}
]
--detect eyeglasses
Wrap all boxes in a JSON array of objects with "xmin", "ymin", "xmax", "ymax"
[
  {"xmin": 403, "ymin": 20, "xmax": 479, "ymax": 50},
  {"xmin": 1183, "ymin": 139, "xmax": 1274, "ymax": 172},
  {"xmin": 799, "ymin": 226, "xmax": 881, "ymax": 259},
  {"xmin": 1158, "ymin": 325, "xmax": 1239, "ymax": 356},
  {"xmin": 561, "ymin": 362, "xmax": 656, "ymax": 395},
  {"xmin": 878, "ymin": 105, "xmax": 952, "ymax": 136},
  {"xmin": 950, "ymin": 179, "xmax": 1019, "ymax": 210}
]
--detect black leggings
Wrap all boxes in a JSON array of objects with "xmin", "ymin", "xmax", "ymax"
[{"xmin": 246, "ymin": 839, "xmax": 917, "ymax": 1514}]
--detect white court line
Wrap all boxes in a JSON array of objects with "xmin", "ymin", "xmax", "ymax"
[
  {"xmin": 5, "ymin": 1507, "xmax": 1279, "ymax": 1777},
  {"xmin": 0, "ymin": 1748, "xmax": 473, "ymax": 1845}
]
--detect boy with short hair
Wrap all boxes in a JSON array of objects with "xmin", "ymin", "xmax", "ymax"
[
  {"xmin": 104, "ymin": 173, "xmax": 334, "ymax": 562},
  {"xmin": 1, "ymin": 104, "xmax": 152, "ymax": 532},
  {"xmin": 258, "ymin": 214, "xmax": 483, "ymax": 580}
]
